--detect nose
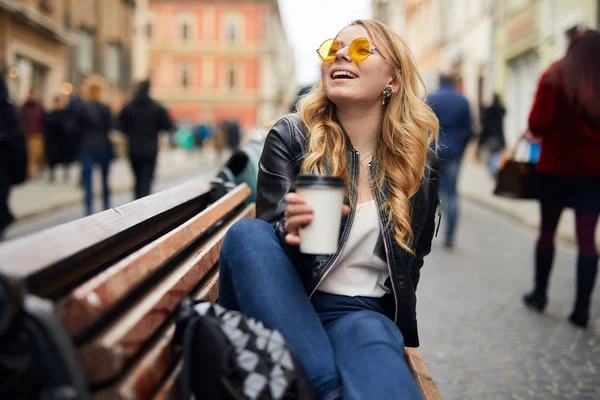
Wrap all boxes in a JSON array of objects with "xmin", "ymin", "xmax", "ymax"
[{"xmin": 335, "ymin": 45, "xmax": 352, "ymax": 62}]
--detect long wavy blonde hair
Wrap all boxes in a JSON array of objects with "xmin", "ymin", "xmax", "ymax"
[{"xmin": 296, "ymin": 19, "xmax": 439, "ymax": 253}]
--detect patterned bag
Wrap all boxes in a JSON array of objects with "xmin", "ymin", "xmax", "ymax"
[{"xmin": 173, "ymin": 298, "xmax": 314, "ymax": 400}]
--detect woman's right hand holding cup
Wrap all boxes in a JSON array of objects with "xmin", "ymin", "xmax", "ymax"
[
  {"xmin": 283, "ymin": 192, "xmax": 350, "ymax": 247},
  {"xmin": 283, "ymin": 192, "xmax": 314, "ymax": 246}
]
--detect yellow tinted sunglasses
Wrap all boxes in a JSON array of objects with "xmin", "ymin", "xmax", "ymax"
[{"xmin": 316, "ymin": 37, "xmax": 378, "ymax": 62}]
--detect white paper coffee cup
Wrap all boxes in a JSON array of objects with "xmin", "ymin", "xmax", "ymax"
[{"xmin": 295, "ymin": 175, "xmax": 345, "ymax": 255}]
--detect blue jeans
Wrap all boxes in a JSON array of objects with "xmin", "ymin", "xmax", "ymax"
[
  {"xmin": 81, "ymin": 149, "xmax": 112, "ymax": 215},
  {"xmin": 440, "ymin": 158, "xmax": 461, "ymax": 242},
  {"xmin": 219, "ymin": 219, "xmax": 422, "ymax": 400}
]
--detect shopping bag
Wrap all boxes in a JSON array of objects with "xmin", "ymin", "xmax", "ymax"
[
  {"xmin": 493, "ymin": 160, "xmax": 539, "ymax": 199},
  {"xmin": 493, "ymin": 136, "xmax": 540, "ymax": 199}
]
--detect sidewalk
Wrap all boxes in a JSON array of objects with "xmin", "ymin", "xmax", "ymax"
[
  {"xmin": 458, "ymin": 160, "xmax": 600, "ymax": 248},
  {"xmin": 9, "ymin": 148, "xmax": 222, "ymax": 221}
]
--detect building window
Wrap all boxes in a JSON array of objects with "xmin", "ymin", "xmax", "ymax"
[
  {"xmin": 182, "ymin": 22, "xmax": 189, "ymax": 42},
  {"xmin": 228, "ymin": 64, "xmax": 236, "ymax": 89},
  {"xmin": 227, "ymin": 22, "xmax": 237, "ymax": 43},
  {"xmin": 78, "ymin": 29, "xmax": 94, "ymax": 74},
  {"xmin": 178, "ymin": 12, "xmax": 197, "ymax": 43},
  {"xmin": 106, "ymin": 43, "xmax": 122, "ymax": 85},
  {"xmin": 225, "ymin": 62, "xmax": 241, "ymax": 90},
  {"xmin": 181, "ymin": 65, "xmax": 190, "ymax": 88},
  {"xmin": 223, "ymin": 13, "xmax": 244, "ymax": 44}
]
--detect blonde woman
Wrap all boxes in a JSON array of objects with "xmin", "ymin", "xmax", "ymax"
[{"xmin": 219, "ymin": 20, "xmax": 440, "ymax": 400}]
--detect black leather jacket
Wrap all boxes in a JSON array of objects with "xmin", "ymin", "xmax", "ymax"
[{"xmin": 256, "ymin": 116, "xmax": 441, "ymax": 347}]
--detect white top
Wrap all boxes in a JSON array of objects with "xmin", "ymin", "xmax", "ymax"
[{"xmin": 317, "ymin": 200, "xmax": 390, "ymax": 298}]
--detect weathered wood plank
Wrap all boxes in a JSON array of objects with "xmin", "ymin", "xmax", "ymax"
[
  {"xmin": 151, "ymin": 361, "xmax": 182, "ymax": 400},
  {"xmin": 60, "ymin": 185, "xmax": 251, "ymax": 337},
  {"xmin": 405, "ymin": 347, "xmax": 441, "ymax": 400},
  {"xmin": 93, "ymin": 326, "xmax": 176, "ymax": 400},
  {"xmin": 0, "ymin": 178, "xmax": 212, "ymax": 297},
  {"xmin": 81, "ymin": 204, "xmax": 254, "ymax": 383},
  {"xmin": 94, "ymin": 268, "xmax": 220, "ymax": 400}
]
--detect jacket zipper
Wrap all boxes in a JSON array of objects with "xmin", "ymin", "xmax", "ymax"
[
  {"xmin": 435, "ymin": 199, "xmax": 442, "ymax": 237},
  {"xmin": 308, "ymin": 150, "xmax": 360, "ymax": 298},
  {"xmin": 370, "ymin": 163, "xmax": 399, "ymax": 323}
]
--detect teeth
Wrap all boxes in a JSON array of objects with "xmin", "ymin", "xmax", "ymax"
[{"xmin": 333, "ymin": 70, "xmax": 357, "ymax": 79}]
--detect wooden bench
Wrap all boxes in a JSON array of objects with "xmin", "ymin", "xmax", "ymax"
[{"xmin": 0, "ymin": 178, "xmax": 440, "ymax": 399}]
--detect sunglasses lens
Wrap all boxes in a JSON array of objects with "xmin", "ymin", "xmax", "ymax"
[
  {"xmin": 318, "ymin": 39, "xmax": 339, "ymax": 61},
  {"xmin": 349, "ymin": 38, "xmax": 372, "ymax": 61}
]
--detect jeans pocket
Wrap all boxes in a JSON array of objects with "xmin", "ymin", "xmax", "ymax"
[{"xmin": 353, "ymin": 296, "xmax": 377, "ymax": 311}]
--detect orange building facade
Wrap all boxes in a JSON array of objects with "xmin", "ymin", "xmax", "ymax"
[{"xmin": 148, "ymin": 0, "xmax": 294, "ymax": 131}]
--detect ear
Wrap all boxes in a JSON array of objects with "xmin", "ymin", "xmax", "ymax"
[{"xmin": 386, "ymin": 73, "xmax": 401, "ymax": 93}]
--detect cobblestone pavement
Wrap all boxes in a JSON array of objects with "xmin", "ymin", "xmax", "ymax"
[{"xmin": 417, "ymin": 198, "xmax": 600, "ymax": 400}]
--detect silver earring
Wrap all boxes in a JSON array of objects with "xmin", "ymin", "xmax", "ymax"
[{"xmin": 382, "ymin": 85, "xmax": 393, "ymax": 106}]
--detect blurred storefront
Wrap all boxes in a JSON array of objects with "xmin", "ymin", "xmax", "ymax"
[
  {"xmin": 493, "ymin": 0, "xmax": 598, "ymax": 148},
  {"xmin": 375, "ymin": 0, "xmax": 599, "ymax": 149},
  {"xmin": 147, "ymin": 0, "xmax": 296, "ymax": 132},
  {"xmin": 438, "ymin": 0, "xmax": 495, "ymax": 132},
  {"xmin": 0, "ymin": 0, "xmax": 74, "ymax": 105},
  {"xmin": 374, "ymin": 0, "xmax": 496, "ymax": 129},
  {"xmin": 374, "ymin": 0, "xmax": 441, "ymax": 90},
  {"xmin": 0, "ymin": 0, "xmax": 135, "ymax": 111}
]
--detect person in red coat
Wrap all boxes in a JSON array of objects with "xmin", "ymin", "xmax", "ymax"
[
  {"xmin": 19, "ymin": 89, "xmax": 46, "ymax": 177},
  {"xmin": 523, "ymin": 29, "xmax": 600, "ymax": 328}
]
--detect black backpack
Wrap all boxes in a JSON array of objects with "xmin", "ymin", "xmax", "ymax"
[{"xmin": 173, "ymin": 298, "xmax": 314, "ymax": 400}]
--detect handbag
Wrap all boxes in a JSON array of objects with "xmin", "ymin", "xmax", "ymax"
[
  {"xmin": 493, "ymin": 136, "xmax": 540, "ymax": 200},
  {"xmin": 173, "ymin": 298, "xmax": 314, "ymax": 400}
]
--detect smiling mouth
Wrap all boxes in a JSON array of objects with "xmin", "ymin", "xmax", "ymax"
[{"xmin": 331, "ymin": 70, "xmax": 358, "ymax": 80}]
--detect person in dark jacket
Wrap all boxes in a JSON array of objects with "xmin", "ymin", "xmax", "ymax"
[
  {"xmin": 119, "ymin": 80, "xmax": 173, "ymax": 199},
  {"xmin": 478, "ymin": 93, "xmax": 506, "ymax": 175},
  {"xmin": 523, "ymin": 29, "xmax": 600, "ymax": 329},
  {"xmin": 0, "ymin": 73, "xmax": 26, "ymax": 238},
  {"xmin": 218, "ymin": 20, "xmax": 440, "ymax": 400},
  {"xmin": 428, "ymin": 73, "xmax": 473, "ymax": 249},
  {"xmin": 79, "ymin": 82, "xmax": 114, "ymax": 215},
  {"xmin": 20, "ymin": 89, "xmax": 46, "ymax": 177},
  {"xmin": 224, "ymin": 119, "xmax": 242, "ymax": 151},
  {"xmin": 64, "ymin": 78, "xmax": 87, "ymax": 159},
  {"xmin": 44, "ymin": 95, "xmax": 71, "ymax": 183}
]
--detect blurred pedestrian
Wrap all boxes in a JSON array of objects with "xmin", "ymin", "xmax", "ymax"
[
  {"xmin": 478, "ymin": 93, "xmax": 506, "ymax": 175},
  {"xmin": 64, "ymin": 77, "xmax": 87, "ymax": 186},
  {"xmin": 20, "ymin": 88, "xmax": 46, "ymax": 177},
  {"xmin": 523, "ymin": 29, "xmax": 600, "ymax": 328},
  {"xmin": 119, "ymin": 80, "xmax": 173, "ymax": 200},
  {"xmin": 79, "ymin": 82, "xmax": 114, "ymax": 215},
  {"xmin": 214, "ymin": 121, "xmax": 228, "ymax": 162},
  {"xmin": 44, "ymin": 95, "xmax": 71, "ymax": 183},
  {"xmin": 428, "ymin": 73, "xmax": 474, "ymax": 249},
  {"xmin": 225, "ymin": 119, "xmax": 242, "ymax": 151},
  {"xmin": 0, "ymin": 72, "xmax": 27, "ymax": 238},
  {"xmin": 192, "ymin": 123, "xmax": 212, "ymax": 158}
]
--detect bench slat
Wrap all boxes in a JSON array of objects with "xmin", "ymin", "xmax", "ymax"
[
  {"xmin": 60, "ymin": 185, "xmax": 251, "ymax": 337},
  {"xmin": 93, "ymin": 326, "xmax": 176, "ymax": 400},
  {"xmin": 151, "ymin": 361, "xmax": 181, "ymax": 400},
  {"xmin": 95, "ymin": 269, "xmax": 219, "ymax": 400},
  {"xmin": 405, "ymin": 348, "xmax": 441, "ymax": 400},
  {"xmin": 81, "ymin": 204, "xmax": 255, "ymax": 383},
  {"xmin": 0, "ymin": 178, "xmax": 212, "ymax": 297}
]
